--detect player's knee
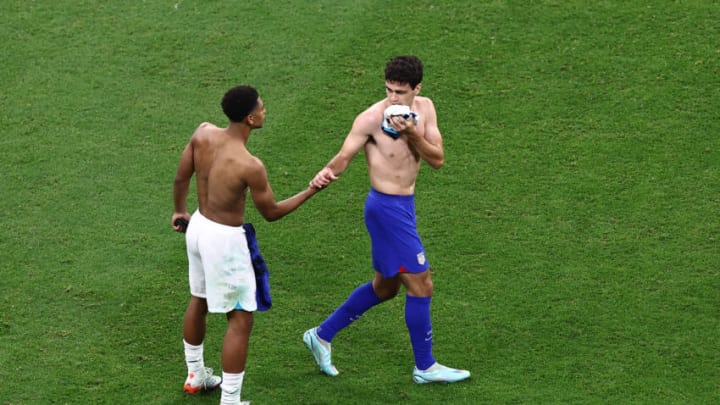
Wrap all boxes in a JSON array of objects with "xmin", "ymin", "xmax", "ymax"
[
  {"xmin": 425, "ymin": 278, "xmax": 434, "ymax": 295},
  {"xmin": 374, "ymin": 284, "xmax": 400, "ymax": 300},
  {"xmin": 404, "ymin": 278, "xmax": 433, "ymax": 297},
  {"xmin": 418, "ymin": 278, "xmax": 434, "ymax": 296},
  {"xmin": 226, "ymin": 310, "xmax": 254, "ymax": 333}
]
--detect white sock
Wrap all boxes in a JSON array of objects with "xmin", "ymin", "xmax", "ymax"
[
  {"xmin": 183, "ymin": 339, "xmax": 204, "ymax": 374},
  {"xmin": 220, "ymin": 371, "xmax": 245, "ymax": 404}
]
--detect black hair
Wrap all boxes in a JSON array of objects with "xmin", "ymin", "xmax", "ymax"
[
  {"xmin": 384, "ymin": 56, "xmax": 423, "ymax": 89},
  {"xmin": 221, "ymin": 85, "xmax": 259, "ymax": 123}
]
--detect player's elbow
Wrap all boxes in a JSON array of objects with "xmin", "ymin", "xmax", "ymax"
[
  {"xmin": 260, "ymin": 207, "xmax": 287, "ymax": 222},
  {"xmin": 260, "ymin": 210, "xmax": 283, "ymax": 222},
  {"xmin": 263, "ymin": 214, "xmax": 283, "ymax": 222},
  {"xmin": 428, "ymin": 157, "xmax": 444, "ymax": 170}
]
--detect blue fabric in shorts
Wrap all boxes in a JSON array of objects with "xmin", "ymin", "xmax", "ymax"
[
  {"xmin": 364, "ymin": 188, "xmax": 430, "ymax": 277},
  {"xmin": 243, "ymin": 223, "xmax": 272, "ymax": 311}
]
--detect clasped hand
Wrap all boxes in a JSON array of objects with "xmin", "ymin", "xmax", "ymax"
[
  {"xmin": 389, "ymin": 115, "xmax": 417, "ymax": 137},
  {"xmin": 310, "ymin": 167, "xmax": 338, "ymax": 189}
]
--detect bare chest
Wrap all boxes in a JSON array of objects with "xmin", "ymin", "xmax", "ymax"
[{"xmin": 366, "ymin": 121, "xmax": 424, "ymax": 165}]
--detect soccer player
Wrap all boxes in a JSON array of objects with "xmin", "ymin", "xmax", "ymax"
[
  {"xmin": 303, "ymin": 56, "xmax": 471, "ymax": 384},
  {"xmin": 172, "ymin": 86, "xmax": 319, "ymax": 404}
]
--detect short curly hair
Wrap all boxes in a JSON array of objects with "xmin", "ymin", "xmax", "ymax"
[
  {"xmin": 384, "ymin": 56, "xmax": 423, "ymax": 89},
  {"xmin": 221, "ymin": 86, "xmax": 259, "ymax": 123}
]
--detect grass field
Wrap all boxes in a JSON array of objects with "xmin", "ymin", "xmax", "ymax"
[{"xmin": 1, "ymin": 1, "xmax": 718, "ymax": 404}]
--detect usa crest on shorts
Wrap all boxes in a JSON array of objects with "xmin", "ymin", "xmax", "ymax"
[{"xmin": 416, "ymin": 251, "xmax": 426, "ymax": 265}]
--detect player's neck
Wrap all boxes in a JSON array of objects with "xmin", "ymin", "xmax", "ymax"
[{"xmin": 226, "ymin": 122, "xmax": 252, "ymax": 144}]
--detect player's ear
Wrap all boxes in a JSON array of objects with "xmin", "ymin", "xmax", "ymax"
[{"xmin": 414, "ymin": 83, "xmax": 422, "ymax": 95}]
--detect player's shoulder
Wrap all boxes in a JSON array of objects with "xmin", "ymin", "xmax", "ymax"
[
  {"xmin": 414, "ymin": 96, "xmax": 435, "ymax": 110},
  {"xmin": 355, "ymin": 100, "xmax": 386, "ymax": 125},
  {"xmin": 248, "ymin": 153, "xmax": 264, "ymax": 167},
  {"xmin": 240, "ymin": 154, "xmax": 268, "ymax": 184},
  {"xmin": 195, "ymin": 121, "xmax": 220, "ymax": 132},
  {"xmin": 413, "ymin": 96, "xmax": 437, "ymax": 120},
  {"xmin": 190, "ymin": 122, "xmax": 219, "ymax": 141},
  {"xmin": 215, "ymin": 145, "xmax": 264, "ymax": 183},
  {"xmin": 241, "ymin": 153, "xmax": 265, "ymax": 172}
]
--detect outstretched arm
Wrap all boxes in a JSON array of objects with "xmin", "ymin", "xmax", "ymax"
[
  {"xmin": 248, "ymin": 158, "xmax": 320, "ymax": 222},
  {"xmin": 310, "ymin": 116, "xmax": 370, "ymax": 188}
]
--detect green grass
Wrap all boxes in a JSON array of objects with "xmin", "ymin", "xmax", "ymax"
[{"xmin": 1, "ymin": 0, "xmax": 718, "ymax": 404}]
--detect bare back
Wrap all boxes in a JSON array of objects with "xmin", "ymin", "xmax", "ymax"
[{"xmin": 191, "ymin": 123, "xmax": 256, "ymax": 226}]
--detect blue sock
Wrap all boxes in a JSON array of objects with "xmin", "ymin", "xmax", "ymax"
[
  {"xmin": 405, "ymin": 295, "xmax": 435, "ymax": 370},
  {"xmin": 318, "ymin": 282, "xmax": 381, "ymax": 342}
]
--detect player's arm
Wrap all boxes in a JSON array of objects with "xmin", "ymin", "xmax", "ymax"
[
  {"xmin": 402, "ymin": 99, "xmax": 444, "ymax": 169},
  {"xmin": 172, "ymin": 139, "xmax": 195, "ymax": 231},
  {"xmin": 310, "ymin": 114, "xmax": 371, "ymax": 188},
  {"xmin": 248, "ymin": 157, "xmax": 319, "ymax": 222}
]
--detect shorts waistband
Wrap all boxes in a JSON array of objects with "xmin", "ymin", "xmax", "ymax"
[
  {"xmin": 369, "ymin": 187, "xmax": 415, "ymax": 201},
  {"xmin": 193, "ymin": 210, "xmax": 246, "ymax": 232}
]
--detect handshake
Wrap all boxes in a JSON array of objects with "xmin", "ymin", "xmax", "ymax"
[{"xmin": 309, "ymin": 167, "xmax": 337, "ymax": 190}]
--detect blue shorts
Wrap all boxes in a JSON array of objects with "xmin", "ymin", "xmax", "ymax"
[{"xmin": 364, "ymin": 188, "xmax": 430, "ymax": 277}]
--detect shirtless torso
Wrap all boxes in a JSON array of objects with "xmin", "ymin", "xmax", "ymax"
[
  {"xmin": 310, "ymin": 82, "xmax": 444, "ymax": 194},
  {"xmin": 173, "ymin": 96, "xmax": 318, "ymax": 231}
]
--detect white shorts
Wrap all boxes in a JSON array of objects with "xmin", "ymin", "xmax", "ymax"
[{"xmin": 185, "ymin": 210, "xmax": 257, "ymax": 313}]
